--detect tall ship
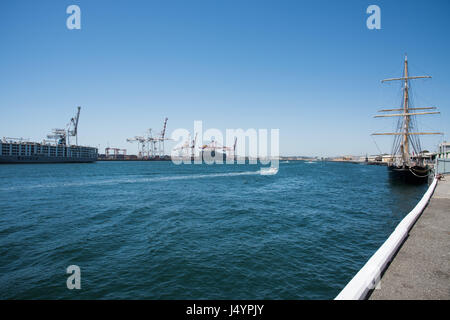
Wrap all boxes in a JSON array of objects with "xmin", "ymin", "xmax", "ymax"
[
  {"xmin": 0, "ymin": 106, "xmax": 98, "ymax": 164},
  {"xmin": 373, "ymin": 55, "xmax": 441, "ymax": 184}
]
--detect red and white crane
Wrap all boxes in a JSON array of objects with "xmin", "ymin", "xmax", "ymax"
[
  {"xmin": 126, "ymin": 117, "xmax": 170, "ymax": 159},
  {"xmin": 199, "ymin": 137, "xmax": 237, "ymax": 159}
]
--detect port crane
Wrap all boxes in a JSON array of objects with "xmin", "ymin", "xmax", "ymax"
[
  {"xmin": 126, "ymin": 135, "xmax": 150, "ymax": 158},
  {"xmin": 155, "ymin": 117, "xmax": 170, "ymax": 157},
  {"xmin": 190, "ymin": 133, "xmax": 198, "ymax": 158},
  {"xmin": 2, "ymin": 137, "xmax": 30, "ymax": 143},
  {"xmin": 105, "ymin": 147, "xmax": 127, "ymax": 159},
  {"xmin": 46, "ymin": 129, "xmax": 67, "ymax": 145},
  {"xmin": 147, "ymin": 129, "xmax": 158, "ymax": 157},
  {"xmin": 46, "ymin": 106, "xmax": 82, "ymax": 146},
  {"xmin": 174, "ymin": 133, "xmax": 198, "ymax": 158},
  {"xmin": 200, "ymin": 137, "xmax": 237, "ymax": 159},
  {"xmin": 222, "ymin": 137, "xmax": 238, "ymax": 160},
  {"xmin": 67, "ymin": 106, "xmax": 81, "ymax": 145},
  {"xmin": 127, "ymin": 117, "xmax": 171, "ymax": 159}
]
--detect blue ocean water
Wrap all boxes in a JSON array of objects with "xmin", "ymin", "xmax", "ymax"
[{"xmin": 0, "ymin": 161, "xmax": 427, "ymax": 299}]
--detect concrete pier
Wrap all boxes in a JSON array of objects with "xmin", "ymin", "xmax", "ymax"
[{"xmin": 369, "ymin": 176, "xmax": 450, "ymax": 300}]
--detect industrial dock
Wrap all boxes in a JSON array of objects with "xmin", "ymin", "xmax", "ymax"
[{"xmin": 0, "ymin": 107, "xmax": 98, "ymax": 164}]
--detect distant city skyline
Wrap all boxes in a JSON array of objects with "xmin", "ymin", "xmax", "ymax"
[{"xmin": 1, "ymin": 0, "xmax": 449, "ymax": 157}]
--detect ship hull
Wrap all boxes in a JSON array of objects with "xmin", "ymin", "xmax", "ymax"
[
  {"xmin": 388, "ymin": 165, "xmax": 429, "ymax": 184},
  {"xmin": 0, "ymin": 155, "xmax": 96, "ymax": 164},
  {"xmin": 1, "ymin": 141, "xmax": 98, "ymax": 164}
]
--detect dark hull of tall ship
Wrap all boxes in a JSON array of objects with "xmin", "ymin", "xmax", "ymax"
[
  {"xmin": 0, "ymin": 155, "xmax": 96, "ymax": 164},
  {"xmin": 388, "ymin": 165, "xmax": 430, "ymax": 184}
]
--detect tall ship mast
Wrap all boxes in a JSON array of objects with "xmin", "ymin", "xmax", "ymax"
[{"xmin": 373, "ymin": 55, "xmax": 441, "ymax": 184}]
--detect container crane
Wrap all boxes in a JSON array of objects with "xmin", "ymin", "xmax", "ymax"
[
  {"xmin": 47, "ymin": 128, "xmax": 67, "ymax": 145},
  {"xmin": 126, "ymin": 135, "xmax": 148, "ymax": 158},
  {"xmin": 173, "ymin": 132, "xmax": 198, "ymax": 158},
  {"xmin": 157, "ymin": 117, "xmax": 170, "ymax": 157},
  {"xmin": 223, "ymin": 137, "xmax": 237, "ymax": 160},
  {"xmin": 67, "ymin": 106, "xmax": 81, "ymax": 146},
  {"xmin": 200, "ymin": 137, "xmax": 237, "ymax": 159},
  {"xmin": 46, "ymin": 106, "xmax": 81, "ymax": 146},
  {"xmin": 190, "ymin": 133, "xmax": 198, "ymax": 158},
  {"xmin": 127, "ymin": 117, "xmax": 170, "ymax": 159}
]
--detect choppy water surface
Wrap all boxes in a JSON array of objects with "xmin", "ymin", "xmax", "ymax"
[{"xmin": 0, "ymin": 161, "xmax": 427, "ymax": 299}]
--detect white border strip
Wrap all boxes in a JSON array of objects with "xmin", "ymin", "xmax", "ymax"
[{"xmin": 335, "ymin": 177, "xmax": 438, "ymax": 300}]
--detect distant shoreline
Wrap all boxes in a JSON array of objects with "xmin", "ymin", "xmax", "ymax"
[{"xmin": 96, "ymin": 158, "xmax": 388, "ymax": 166}]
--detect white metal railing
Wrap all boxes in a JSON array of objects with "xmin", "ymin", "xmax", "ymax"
[
  {"xmin": 335, "ymin": 177, "xmax": 438, "ymax": 300},
  {"xmin": 436, "ymin": 158, "xmax": 450, "ymax": 175}
]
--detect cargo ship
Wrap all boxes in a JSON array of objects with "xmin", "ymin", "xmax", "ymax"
[{"xmin": 0, "ymin": 107, "xmax": 98, "ymax": 164}]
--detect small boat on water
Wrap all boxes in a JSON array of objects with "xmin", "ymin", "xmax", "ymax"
[
  {"xmin": 373, "ymin": 55, "xmax": 441, "ymax": 184},
  {"xmin": 260, "ymin": 167, "xmax": 279, "ymax": 175}
]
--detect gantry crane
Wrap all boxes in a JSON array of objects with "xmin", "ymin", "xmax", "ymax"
[
  {"xmin": 126, "ymin": 135, "xmax": 149, "ymax": 158},
  {"xmin": 200, "ymin": 137, "xmax": 237, "ymax": 160},
  {"xmin": 126, "ymin": 117, "xmax": 170, "ymax": 159},
  {"xmin": 190, "ymin": 133, "xmax": 198, "ymax": 158},
  {"xmin": 68, "ymin": 106, "xmax": 81, "ymax": 145},
  {"xmin": 46, "ymin": 106, "xmax": 82, "ymax": 146},
  {"xmin": 174, "ymin": 132, "xmax": 198, "ymax": 158},
  {"xmin": 105, "ymin": 147, "xmax": 127, "ymax": 159},
  {"xmin": 222, "ymin": 137, "xmax": 237, "ymax": 160},
  {"xmin": 156, "ymin": 117, "xmax": 170, "ymax": 157}
]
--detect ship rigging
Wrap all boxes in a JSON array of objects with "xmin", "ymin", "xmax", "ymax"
[{"xmin": 372, "ymin": 55, "xmax": 442, "ymax": 184}]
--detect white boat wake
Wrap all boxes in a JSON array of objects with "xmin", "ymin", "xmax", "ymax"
[
  {"xmin": 259, "ymin": 167, "xmax": 279, "ymax": 175},
  {"xmin": 0, "ymin": 171, "xmax": 263, "ymax": 191}
]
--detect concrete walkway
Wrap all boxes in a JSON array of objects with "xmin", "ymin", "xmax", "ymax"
[{"xmin": 370, "ymin": 176, "xmax": 450, "ymax": 300}]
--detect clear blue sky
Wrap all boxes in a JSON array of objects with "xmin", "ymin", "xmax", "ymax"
[{"xmin": 1, "ymin": 0, "xmax": 449, "ymax": 156}]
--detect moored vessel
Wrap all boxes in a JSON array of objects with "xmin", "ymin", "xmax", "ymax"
[
  {"xmin": 0, "ymin": 107, "xmax": 98, "ymax": 164},
  {"xmin": 373, "ymin": 55, "xmax": 441, "ymax": 184}
]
